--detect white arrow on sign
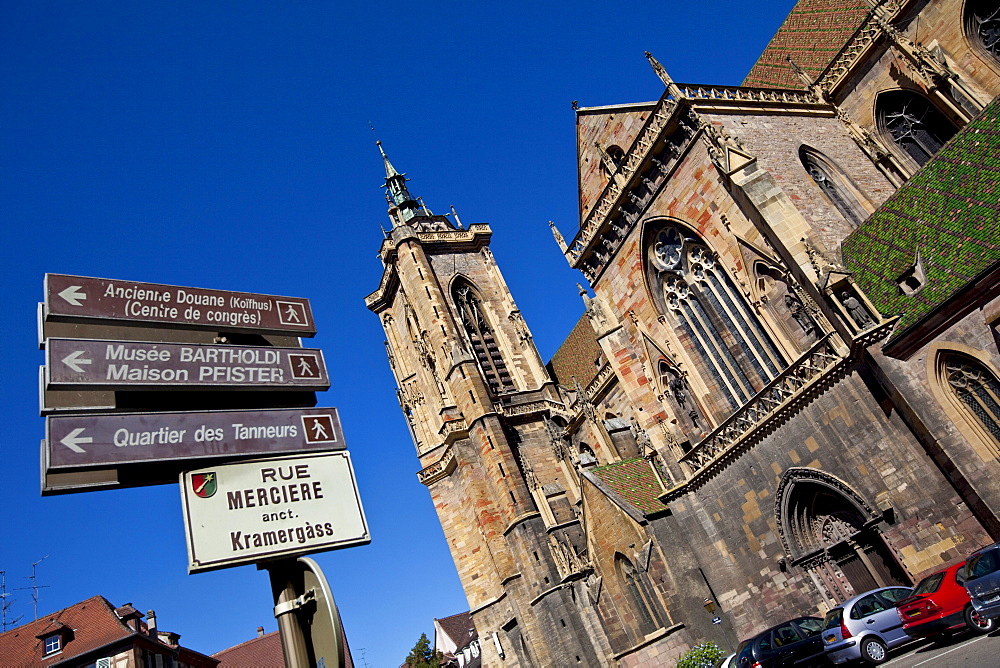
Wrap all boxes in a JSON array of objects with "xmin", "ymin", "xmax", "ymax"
[
  {"xmin": 58, "ymin": 285, "xmax": 87, "ymax": 307},
  {"xmin": 60, "ymin": 428, "xmax": 92, "ymax": 454},
  {"xmin": 61, "ymin": 350, "xmax": 93, "ymax": 373}
]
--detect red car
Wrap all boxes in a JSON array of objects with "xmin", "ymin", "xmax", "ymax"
[{"xmin": 896, "ymin": 561, "xmax": 996, "ymax": 638}]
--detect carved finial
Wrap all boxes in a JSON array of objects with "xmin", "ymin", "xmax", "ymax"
[
  {"xmin": 644, "ymin": 51, "xmax": 684, "ymax": 99},
  {"xmin": 571, "ymin": 100, "xmax": 579, "ymax": 110},
  {"xmin": 550, "ymin": 221, "xmax": 568, "ymax": 252},
  {"xmin": 450, "ymin": 205, "xmax": 463, "ymax": 229}
]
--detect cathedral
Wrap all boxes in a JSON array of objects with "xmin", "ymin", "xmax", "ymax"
[{"xmin": 366, "ymin": 1, "xmax": 1000, "ymax": 664}]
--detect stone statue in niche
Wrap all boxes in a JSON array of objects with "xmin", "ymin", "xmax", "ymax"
[
  {"xmin": 840, "ymin": 291, "xmax": 873, "ymax": 329},
  {"xmin": 784, "ymin": 293, "xmax": 816, "ymax": 334},
  {"xmin": 669, "ymin": 375, "xmax": 688, "ymax": 408},
  {"xmin": 629, "ymin": 416, "xmax": 652, "ymax": 457}
]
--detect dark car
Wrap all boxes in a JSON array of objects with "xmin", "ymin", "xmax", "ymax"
[
  {"xmin": 735, "ymin": 616, "xmax": 828, "ymax": 667},
  {"xmin": 963, "ymin": 542, "xmax": 1000, "ymax": 622},
  {"xmin": 896, "ymin": 561, "xmax": 995, "ymax": 638}
]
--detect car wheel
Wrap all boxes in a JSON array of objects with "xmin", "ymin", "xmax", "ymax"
[
  {"xmin": 964, "ymin": 605, "xmax": 996, "ymax": 634},
  {"xmin": 859, "ymin": 636, "xmax": 887, "ymax": 664}
]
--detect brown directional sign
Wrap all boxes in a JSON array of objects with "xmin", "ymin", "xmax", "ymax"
[
  {"xmin": 44, "ymin": 274, "xmax": 316, "ymax": 336},
  {"xmin": 45, "ymin": 407, "xmax": 345, "ymax": 473},
  {"xmin": 46, "ymin": 338, "xmax": 329, "ymax": 391}
]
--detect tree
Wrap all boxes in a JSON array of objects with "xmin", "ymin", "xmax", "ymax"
[
  {"xmin": 404, "ymin": 632, "xmax": 444, "ymax": 668},
  {"xmin": 676, "ymin": 641, "xmax": 725, "ymax": 668}
]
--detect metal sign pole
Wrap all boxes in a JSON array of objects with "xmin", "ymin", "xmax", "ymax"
[
  {"xmin": 266, "ymin": 557, "xmax": 345, "ymax": 668},
  {"xmin": 269, "ymin": 559, "xmax": 311, "ymax": 668}
]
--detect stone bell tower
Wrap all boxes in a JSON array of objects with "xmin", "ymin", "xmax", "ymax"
[{"xmin": 365, "ymin": 142, "xmax": 610, "ymax": 666}]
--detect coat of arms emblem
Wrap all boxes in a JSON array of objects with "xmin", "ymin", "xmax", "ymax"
[{"xmin": 191, "ymin": 472, "xmax": 217, "ymax": 498}]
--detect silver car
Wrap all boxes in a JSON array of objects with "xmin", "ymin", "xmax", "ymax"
[
  {"xmin": 821, "ymin": 586, "xmax": 913, "ymax": 664},
  {"xmin": 964, "ymin": 542, "xmax": 1000, "ymax": 620}
]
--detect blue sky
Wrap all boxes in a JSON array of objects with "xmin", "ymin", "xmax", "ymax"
[{"xmin": 1, "ymin": 1, "xmax": 797, "ymax": 665}]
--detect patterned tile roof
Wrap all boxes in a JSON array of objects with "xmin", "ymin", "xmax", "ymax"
[
  {"xmin": 547, "ymin": 314, "xmax": 603, "ymax": 388},
  {"xmin": 842, "ymin": 96, "xmax": 1000, "ymax": 344},
  {"xmin": 590, "ymin": 458, "xmax": 669, "ymax": 516},
  {"xmin": 742, "ymin": 0, "xmax": 871, "ymax": 89}
]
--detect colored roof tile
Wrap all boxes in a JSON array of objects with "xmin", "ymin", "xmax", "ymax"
[
  {"xmin": 548, "ymin": 315, "xmax": 604, "ymax": 388},
  {"xmin": 591, "ymin": 458, "xmax": 669, "ymax": 516},
  {"xmin": 743, "ymin": 0, "xmax": 871, "ymax": 89},
  {"xmin": 842, "ymin": 96, "xmax": 1000, "ymax": 342}
]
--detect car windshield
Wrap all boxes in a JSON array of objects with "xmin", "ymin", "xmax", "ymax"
[
  {"xmin": 795, "ymin": 618, "xmax": 823, "ymax": 637},
  {"xmin": 823, "ymin": 608, "xmax": 843, "ymax": 630},
  {"xmin": 912, "ymin": 572, "xmax": 945, "ymax": 596},
  {"xmin": 968, "ymin": 549, "xmax": 1000, "ymax": 579}
]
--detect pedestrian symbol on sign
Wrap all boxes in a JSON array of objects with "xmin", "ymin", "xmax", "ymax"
[
  {"xmin": 289, "ymin": 353, "xmax": 319, "ymax": 379},
  {"xmin": 276, "ymin": 301, "xmax": 308, "ymax": 327},
  {"xmin": 301, "ymin": 415, "xmax": 337, "ymax": 444}
]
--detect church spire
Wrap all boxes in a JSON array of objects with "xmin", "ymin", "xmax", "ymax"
[{"xmin": 374, "ymin": 134, "xmax": 423, "ymax": 224}]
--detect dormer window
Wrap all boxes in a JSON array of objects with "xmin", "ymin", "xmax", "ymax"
[
  {"xmin": 43, "ymin": 634, "xmax": 61, "ymax": 655},
  {"xmin": 897, "ymin": 249, "xmax": 927, "ymax": 296},
  {"xmin": 601, "ymin": 145, "xmax": 625, "ymax": 178}
]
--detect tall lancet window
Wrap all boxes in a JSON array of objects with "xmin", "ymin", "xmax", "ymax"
[
  {"xmin": 966, "ymin": 1, "xmax": 1000, "ymax": 64},
  {"xmin": 646, "ymin": 224, "xmax": 786, "ymax": 413},
  {"xmin": 876, "ymin": 91, "xmax": 957, "ymax": 168},
  {"xmin": 799, "ymin": 146, "xmax": 869, "ymax": 227},
  {"xmin": 453, "ymin": 280, "xmax": 515, "ymax": 394},
  {"xmin": 941, "ymin": 352, "xmax": 1000, "ymax": 452}
]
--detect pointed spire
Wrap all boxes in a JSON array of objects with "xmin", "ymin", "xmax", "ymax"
[
  {"xmin": 371, "ymin": 124, "xmax": 423, "ymax": 224},
  {"xmin": 550, "ymin": 221, "xmax": 567, "ymax": 253},
  {"xmin": 644, "ymin": 51, "xmax": 684, "ymax": 100}
]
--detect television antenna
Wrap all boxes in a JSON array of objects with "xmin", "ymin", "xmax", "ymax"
[
  {"xmin": 1, "ymin": 570, "xmax": 24, "ymax": 631},
  {"xmin": 16, "ymin": 556, "xmax": 49, "ymax": 620}
]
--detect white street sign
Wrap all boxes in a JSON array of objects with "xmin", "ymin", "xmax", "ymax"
[{"xmin": 180, "ymin": 452, "xmax": 369, "ymax": 573}]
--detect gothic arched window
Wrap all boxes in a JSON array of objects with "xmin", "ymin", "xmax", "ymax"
[
  {"xmin": 615, "ymin": 554, "xmax": 662, "ymax": 636},
  {"xmin": 966, "ymin": 1, "xmax": 1000, "ymax": 65},
  {"xmin": 876, "ymin": 91, "xmax": 957, "ymax": 168},
  {"xmin": 453, "ymin": 280, "xmax": 515, "ymax": 394},
  {"xmin": 799, "ymin": 146, "xmax": 869, "ymax": 227},
  {"xmin": 941, "ymin": 352, "xmax": 1000, "ymax": 451},
  {"xmin": 645, "ymin": 224, "xmax": 786, "ymax": 412}
]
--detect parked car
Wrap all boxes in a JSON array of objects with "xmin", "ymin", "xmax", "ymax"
[
  {"xmin": 735, "ymin": 616, "xmax": 828, "ymax": 667},
  {"xmin": 896, "ymin": 561, "xmax": 995, "ymax": 638},
  {"xmin": 821, "ymin": 585, "xmax": 913, "ymax": 664},
  {"xmin": 712, "ymin": 652, "xmax": 736, "ymax": 668},
  {"xmin": 963, "ymin": 542, "xmax": 1000, "ymax": 621}
]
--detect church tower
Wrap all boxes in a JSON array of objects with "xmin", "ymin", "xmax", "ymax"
[{"xmin": 365, "ymin": 143, "xmax": 609, "ymax": 665}]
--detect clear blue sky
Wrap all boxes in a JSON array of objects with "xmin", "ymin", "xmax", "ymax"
[{"xmin": 1, "ymin": 2, "xmax": 797, "ymax": 665}]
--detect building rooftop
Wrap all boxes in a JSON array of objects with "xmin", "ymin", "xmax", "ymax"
[
  {"xmin": 742, "ymin": 0, "xmax": 871, "ymax": 89},
  {"xmin": 547, "ymin": 315, "xmax": 603, "ymax": 389},
  {"xmin": 591, "ymin": 458, "xmax": 669, "ymax": 516},
  {"xmin": 842, "ymin": 96, "xmax": 1000, "ymax": 349}
]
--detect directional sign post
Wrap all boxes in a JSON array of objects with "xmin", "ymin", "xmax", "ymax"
[
  {"xmin": 45, "ymin": 274, "xmax": 316, "ymax": 336},
  {"xmin": 46, "ymin": 338, "xmax": 329, "ymax": 391},
  {"xmin": 180, "ymin": 452, "xmax": 369, "ymax": 573},
  {"xmin": 45, "ymin": 407, "xmax": 345, "ymax": 472}
]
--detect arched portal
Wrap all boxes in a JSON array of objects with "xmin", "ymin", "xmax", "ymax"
[{"xmin": 776, "ymin": 469, "xmax": 910, "ymax": 604}]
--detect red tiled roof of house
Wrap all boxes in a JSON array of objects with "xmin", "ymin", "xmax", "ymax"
[
  {"xmin": 0, "ymin": 595, "xmax": 136, "ymax": 666},
  {"xmin": 213, "ymin": 630, "xmax": 285, "ymax": 667},
  {"xmin": 213, "ymin": 628, "xmax": 354, "ymax": 668},
  {"xmin": 435, "ymin": 611, "xmax": 477, "ymax": 648},
  {"xmin": 743, "ymin": 0, "xmax": 871, "ymax": 89}
]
